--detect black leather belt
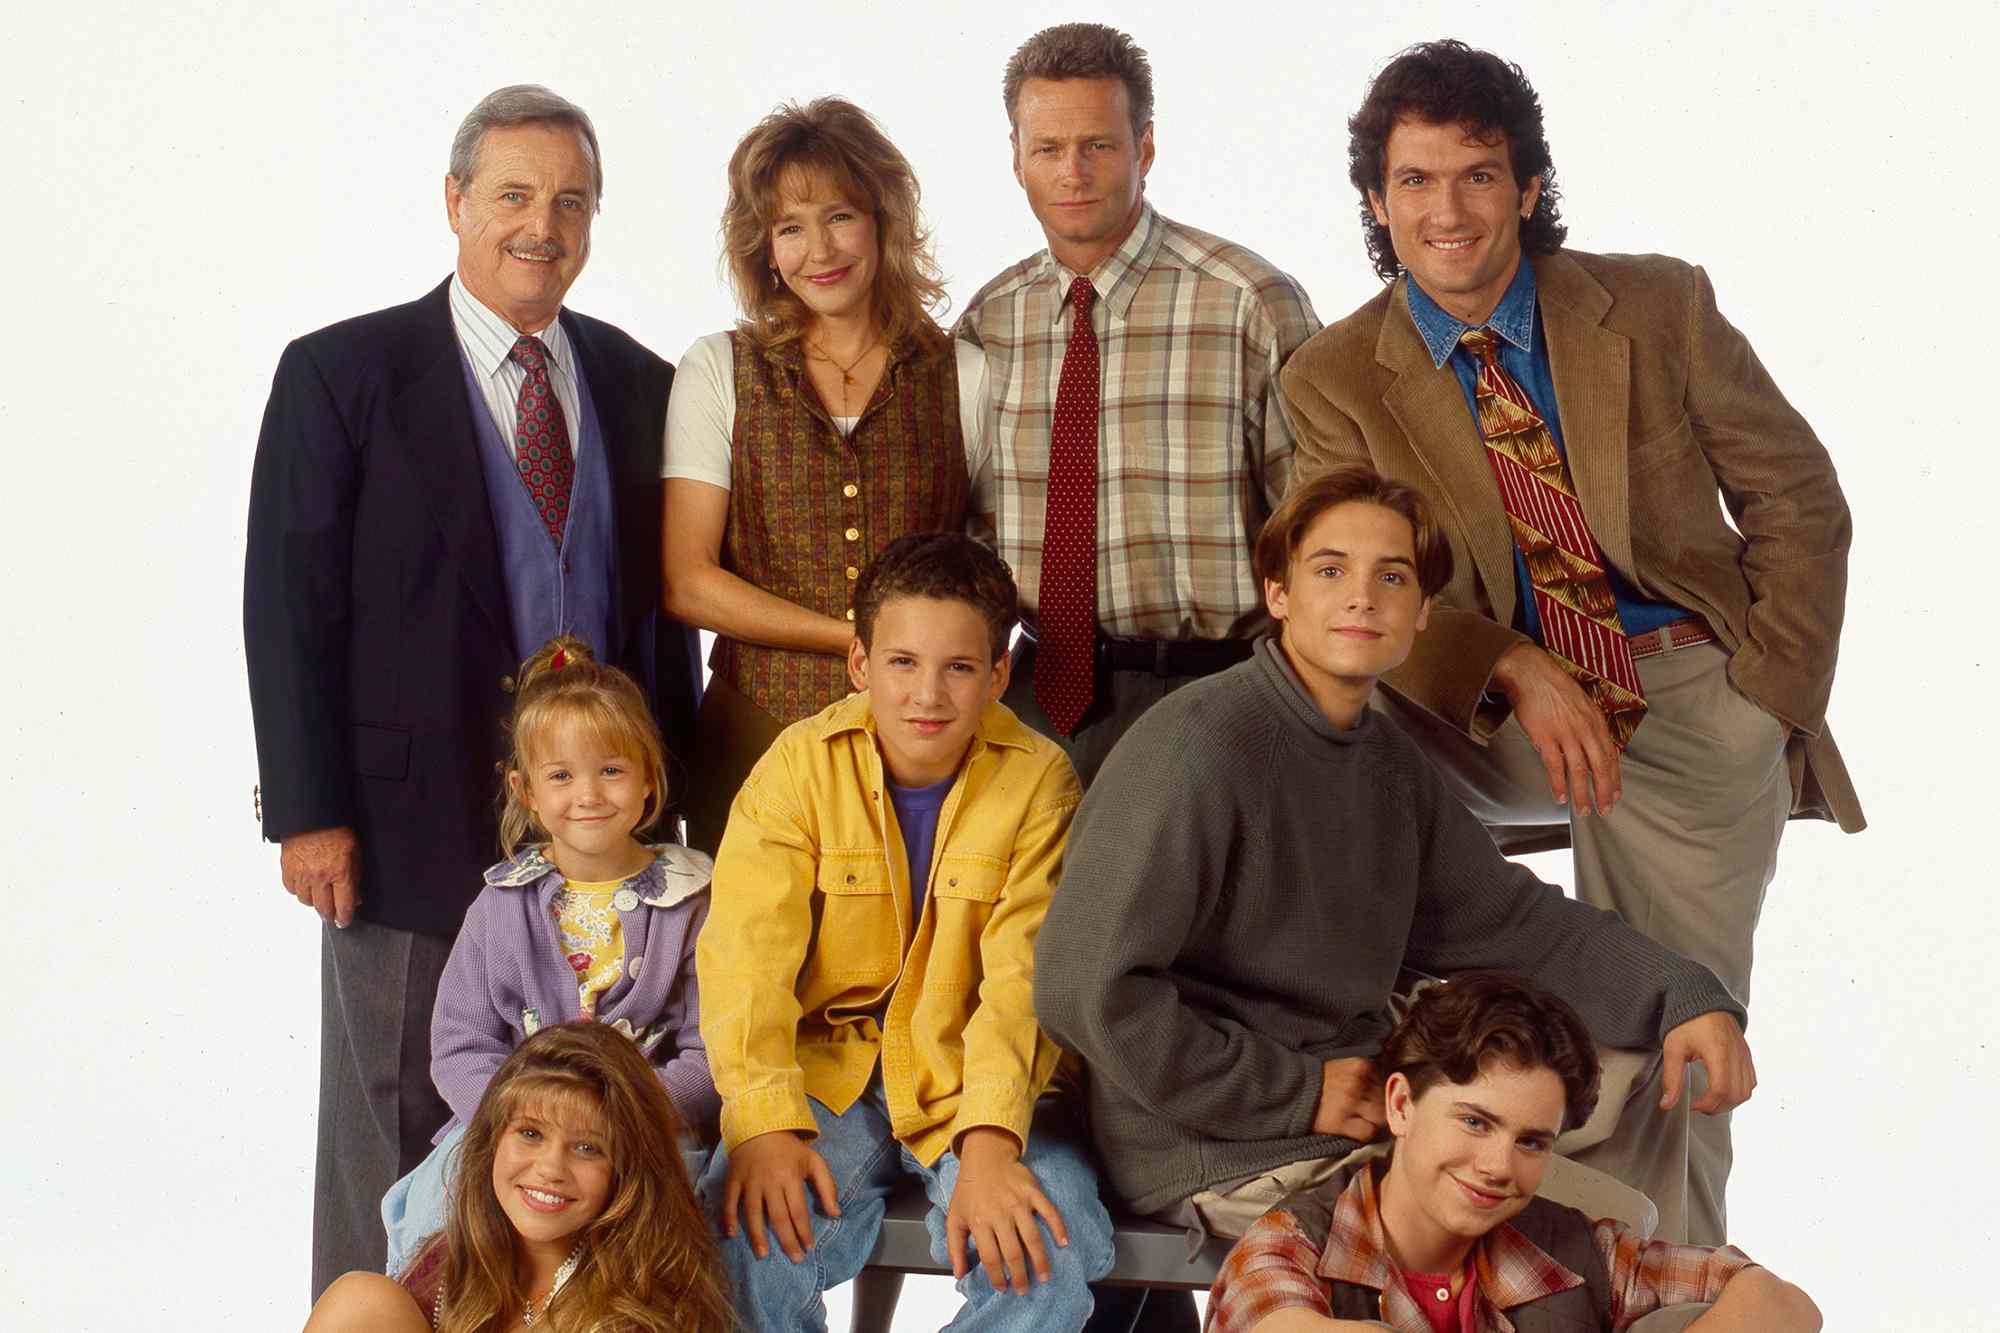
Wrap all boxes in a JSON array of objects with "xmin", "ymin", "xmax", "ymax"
[
  {"xmin": 1097, "ymin": 634, "xmax": 1254, "ymax": 676},
  {"xmin": 1020, "ymin": 627, "xmax": 1255, "ymax": 677}
]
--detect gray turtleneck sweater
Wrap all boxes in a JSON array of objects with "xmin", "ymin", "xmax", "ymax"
[{"xmin": 1033, "ymin": 638, "xmax": 1743, "ymax": 1216}]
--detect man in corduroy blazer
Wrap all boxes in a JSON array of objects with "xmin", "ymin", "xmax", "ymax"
[
  {"xmin": 1279, "ymin": 41, "xmax": 1862, "ymax": 1248},
  {"xmin": 243, "ymin": 85, "xmax": 699, "ymax": 1295}
]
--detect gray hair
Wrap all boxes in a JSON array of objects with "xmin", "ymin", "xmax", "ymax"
[
  {"xmin": 448, "ymin": 84, "xmax": 604, "ymax": 210},
  {"xmin": 1002, "ymin": 23, "xmax": 1154, "ymax": 138}
]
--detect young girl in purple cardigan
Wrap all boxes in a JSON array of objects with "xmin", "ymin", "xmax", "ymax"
[{"xmin": 382, "ymin": 635, "xmax": 718, "ymax": 1272}]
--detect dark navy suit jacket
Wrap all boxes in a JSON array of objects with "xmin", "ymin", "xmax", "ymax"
[{"xmin": 244, "ymin": 278, "xmax": 702, "ymax": 936}]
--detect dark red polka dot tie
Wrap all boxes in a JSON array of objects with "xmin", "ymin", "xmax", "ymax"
[
  {"xmin": 510, "ymin": 335, "xmax": 575, "ymax": 548},
  {"xmin": 1036, "ymin": 275, "xmax": 1100, "ymax": 737}
]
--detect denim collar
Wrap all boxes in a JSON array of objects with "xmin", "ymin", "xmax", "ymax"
[{"xmin": 1403, "ymin": 258, "xmax": 1538, "ymax": 369}]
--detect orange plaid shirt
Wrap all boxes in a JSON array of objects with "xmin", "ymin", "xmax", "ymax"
[{"xmin": 1206, "ymin": 1163, "xmax": 1755, "ymax": 1332}]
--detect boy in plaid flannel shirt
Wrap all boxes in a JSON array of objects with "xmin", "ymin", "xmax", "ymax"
[{"xmin": 1205, "ymin": 973, "xmax": 1819, "ymax": 1333}]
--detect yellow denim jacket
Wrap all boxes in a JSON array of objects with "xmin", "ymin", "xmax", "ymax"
[{"xmin": 697, "ymin": 691, "xmax": 1080, "ymax": 1165}]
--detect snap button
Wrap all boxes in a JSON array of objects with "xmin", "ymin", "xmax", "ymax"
[
  {"xmin": 845, "ymin": 873, "xmax": 858, "ymax": 884},
  {"xmin": 948, "ymin": 877, "xmax": 959, "ymax": 888},
  {"xmin": 844, "ymin": 526, "xmax": 860, "ymax": 541},
  {"xmin": 844, "ymin": 608, "xmax": 855, "ymax": 621},
  {"xmin": 842, "ymin": 482, "xmax": 858, "ymax": 498},
  {"xmin": 613, "ymin": 888, "xmax": 640, "ymax": 912},
  {"xmin": 629, "ymin": 955, "xmax": 644, "ymax": 978},
  {"xmin": 845, "ymin": 565, "xmax": 859, "ymax": 580}
]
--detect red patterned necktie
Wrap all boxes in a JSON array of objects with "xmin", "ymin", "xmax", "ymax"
[
  {"xmin": 510, "ymin": 335, "xmax": 575, "ymax": 547},
  {"xmin": 1459, "ymin": 327, "xmax": 1647, "ymax": 748},
  {"xmin": 1035, "ymin": 275, "xmax": 1101, "ymax": 737}
]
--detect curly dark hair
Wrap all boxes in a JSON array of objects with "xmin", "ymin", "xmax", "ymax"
[
  {"xmin": 853, "ymin": 532, "xmax": 1019, "ymax": 663},
  {"xmin": 1379, "ymin": 971, "xmax": 1601, "ymax": 1134},
  {"xmin": 1347, "ymin": 39, "xmax": 1567, "ymax": 283}
]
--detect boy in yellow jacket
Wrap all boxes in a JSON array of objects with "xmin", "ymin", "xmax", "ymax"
[{"xmin": 696, "ymin": 532, "xmax": 1114, "ymax": 1332}]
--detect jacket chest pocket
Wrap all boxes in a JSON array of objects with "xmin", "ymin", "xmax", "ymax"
[
  {"xmin": 922, "ymin": 860, "xmax": 1008, "ymax": 992},
  {"xmin": 812, "ymin": 858, "xmax": 900, "ymax": 983}
]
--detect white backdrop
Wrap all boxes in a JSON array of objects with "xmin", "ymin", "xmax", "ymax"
[{"xmin": 5, "ymin": 1, "xmax": 1992, "ymax": 1327}]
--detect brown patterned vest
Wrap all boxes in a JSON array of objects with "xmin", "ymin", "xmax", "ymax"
[{"xmin": 715, "ymin": 326, "xmax": 969, "ymax": 721}]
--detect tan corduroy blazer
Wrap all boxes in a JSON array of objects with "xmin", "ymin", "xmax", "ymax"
[{"xmin": 1280, "ymin": 250, "xmax": 1861, "ymax": 831}]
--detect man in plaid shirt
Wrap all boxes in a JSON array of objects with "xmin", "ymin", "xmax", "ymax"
[
  {"xmin": 957, "ymin": 22, "xmax": 1319, "ymax": 785},
  {"xmin": 1206, "ymin": 974, "xmax": 1819, "ymax": 1333}
]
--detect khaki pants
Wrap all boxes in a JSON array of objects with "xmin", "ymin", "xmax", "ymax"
[{"xmin": 1377, "ymin": 641, "xmax": 1790, "ymax": 1245}]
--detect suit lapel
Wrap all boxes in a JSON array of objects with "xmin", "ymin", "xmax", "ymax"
[
  {"xmin": 1536, "ymin": 253, "xmax": 1635, "ymax": 581},
  {"xmin": 390, "ymin": 281, "xmax": 511, "ymax": 641},
  {"xmin": 1378, "ymin": 279, "xmax": 1520, "ymax": 626}
]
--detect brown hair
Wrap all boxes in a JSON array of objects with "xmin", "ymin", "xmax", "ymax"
[
  {"xmin": 499, "ymin": 636, "xmax": 669, "ymax": 856},
  {"xmin": 1002, "ymin": 22, "xmax": 1154, "ymax": 138},
  {"xmin": 1348, "ymin": 40, "xmax": 1566, "ymax": 283},
  {"xmin": 1380, "ymin": 971, "xmax": 1601, "ymax": 1134},
  {"xmin": 434, "ymin": 1022, "xmax": 732, "ymax": 1333},
  {"xmin": 1255, "ymin": 465, "xmax": 1453, "ymax": 596},
  {"xmin": 853, "ymin": 532, "xmax": 1019, "ymax": 664},
  {"xmin": 721, "ymin": 97, "xmax": 946, "ymax": 352}
]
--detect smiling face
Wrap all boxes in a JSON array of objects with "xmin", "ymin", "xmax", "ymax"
[
  {"xmin": 1011, "ymin": 77, "xmax": 1154, "ymax": 274},
  {"xmin": 1378, "ymin": 1062, "xmax": 1565, "ymax": 1267},
  {"xmin": 513, "ymin": 717, "xmax": 654, "ymax": 881},
  {"xmin": 768, "ymin": 171, "xmax": 880, "ymax": 331},
  {"xmin": 446, "ymin": 121, "xmax": 596, "ymax": 333},
  {"xmin": 1266, "ymin": 500, "xmax": 1432, "ymax": 727},
  {"xmin": 491, "ymin": 1094, "xmax": 614, "ymax": 1263},
  {"xmin": 847, "ymin": 595, "xmax": 1009, "ymax": 787},
  {"xmin": 1368, "ymin": 116, "xmax": 1542, "ymax": 325}
]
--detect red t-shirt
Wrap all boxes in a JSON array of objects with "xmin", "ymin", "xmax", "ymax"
[{"xmin": 1401, "ymin": 1261, "xmax": 1478, "ymax": 1333}]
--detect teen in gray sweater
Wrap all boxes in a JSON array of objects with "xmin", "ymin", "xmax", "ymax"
[{"xmin": 1033, "ymin": 466, "xmax": 1756, "ymax": 1223}]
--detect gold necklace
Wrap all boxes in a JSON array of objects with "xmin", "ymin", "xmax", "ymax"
[{"xmin": 807, "ymin": 336, "xmax": 881, "ymax": 415}]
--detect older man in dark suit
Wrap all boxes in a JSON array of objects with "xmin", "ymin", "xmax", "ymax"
[
  {"xmin": 1280, "ymin": 41, "xmax": 1862, "ymax": 1248},
  {"xmin": 244, "ymin": 84, "xmax": 699, "ymax": 1296}
]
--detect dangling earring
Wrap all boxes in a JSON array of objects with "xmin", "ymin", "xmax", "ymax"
[{"xmin": 770, "ymin": 265, "xmax": 782, "ymax": 290}]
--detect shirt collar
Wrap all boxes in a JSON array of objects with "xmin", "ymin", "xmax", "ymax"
[
  {"xmin": 449, "ymin": 272, "xmax": 575, "ymax": 382},
  {"xmin": 483, "ymin": 843, "xmax": 711, "ymax": 907},
  {"xmin": 1403, "ymin": 257, "xmax": 1538, "ymax": 369},
  {"xmin": 1315, "ymin": 1159, "xmax": 1583, "ymax": 1319},
  {"xmin": 1037, "ymin": 200, "xmax": 1163, "ymax": 326}
]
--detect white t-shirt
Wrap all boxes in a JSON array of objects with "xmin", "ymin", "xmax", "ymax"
[{"xmin": 661, "ymin": 331, "xmax": 991, "ymax": 497}]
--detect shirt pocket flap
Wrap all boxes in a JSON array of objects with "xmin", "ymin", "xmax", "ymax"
[
  {"xmin": 816, "ymin": 852, "xmax": 892, "ymax": 896},
  {"xmin": 931, "ymin": 860, "xmax": 1007, "ymax": 904}
]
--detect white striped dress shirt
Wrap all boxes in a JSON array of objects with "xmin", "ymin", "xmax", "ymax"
[{"xmin": 449, "ymin": 273, "xmax": 580, "ymax": 458}]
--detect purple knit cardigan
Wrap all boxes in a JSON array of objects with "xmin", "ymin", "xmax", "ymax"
[{"xmin": 429, "ymin": 843, "xmax": 720, "ymax": 1139}]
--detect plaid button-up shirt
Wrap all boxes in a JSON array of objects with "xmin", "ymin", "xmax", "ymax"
[
  {"xmin": 956, "ymin": 204, "xmax": 1318, "ymax": 639},
  {"xmin": 1206, "ymin": 1163, "xmax": 1756, "ymax": 1333}
]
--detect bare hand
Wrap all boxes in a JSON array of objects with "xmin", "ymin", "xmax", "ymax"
[
  {"xmin": 1310, "ymin": 1058, "xmax": 1386, "ymax": 1141},
  {"xmin": 947, "ymin": 1128, "xmax": 1070, "ymax": 1294},
  {"xmin": 1491, "ymin": 643, "xmax": 1621, "ymax": 815},
  {"xmin": 1661, "ymin": 1011, "xmax": 1757, "ymax": 1114},
  {"xmin": 721, "ymin": 1131, "xmax": 840, "ymax": 1263},
  {"xmin": 280, "ymin": 826, "xmax": 361, "ymax": 927}
]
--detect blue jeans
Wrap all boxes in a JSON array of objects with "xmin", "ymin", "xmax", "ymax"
[{"xmin": 699, "ymin": 1087, "xmax": 1114, "ymax": 1332}]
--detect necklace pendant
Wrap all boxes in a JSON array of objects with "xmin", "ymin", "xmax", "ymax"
[{"xmin": 842, "ymin": 371, "xmax": 855, "ymax": 385}]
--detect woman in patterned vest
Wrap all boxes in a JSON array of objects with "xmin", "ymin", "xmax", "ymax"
[{"xmin": 663, "ymin": 96, "xmax": 983, "ymax": 857}]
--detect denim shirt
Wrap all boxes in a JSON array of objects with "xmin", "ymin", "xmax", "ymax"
[{"xmin": 1404, "ymin": 262, "xmax": 1685, "ymax": 641}]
